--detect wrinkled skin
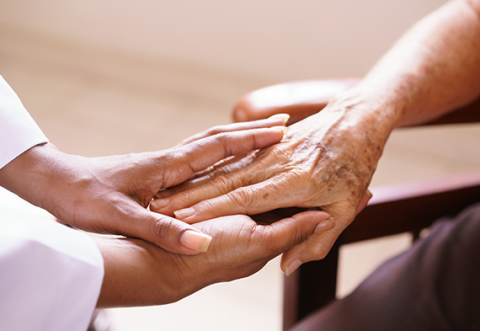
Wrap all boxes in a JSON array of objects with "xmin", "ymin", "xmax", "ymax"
[
  {"xmin": 0, "ymin": 118, "xmax": 286, "ymax": 255},
  {"xmin": 151, "ymin": 0, "xmax": 480, "ymax": 273},
  {"xmin": 96, "ymin": 209, "xmax": 332, "ymax": 307},
  {"xmin": 151, "ymin": 0, "xmax": 480, "ymax": 275},
  {"xmin": 98, "ymin": 0, "xmax": 480, "ymax": 310},
  {"xmin": 151, "ymin": 92, "xmax": 389, "ymax": 273}
]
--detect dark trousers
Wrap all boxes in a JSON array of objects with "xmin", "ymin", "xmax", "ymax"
[{"xmin": 292, "ymin": 203, "xmax": 480, "ymax": 331}]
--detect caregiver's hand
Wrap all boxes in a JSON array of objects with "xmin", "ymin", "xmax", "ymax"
[
  {"xmin": 150, "ymin": 92, "xmax": 392, "ymax": 269},
  {"xmin": 0, "ymin": 118, "xmax": 287, "ymax": 255},
  {"xmin": 97, "ymin": 209, "xmax": 331, "ymax": 307}
]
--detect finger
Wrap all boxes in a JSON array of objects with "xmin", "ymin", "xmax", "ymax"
[
  {"xmin": 162, "ymin": 127, "xmax": 287, "ymax": 189},
  {"xmin": 280, "ymin": 210, "xmax": 354, "ymax": 275},
  {"xmin": 156, "ymin": 125, "xmax": 286, "ymax": 204},
  {"xmin": 154, "ymin": 175, "xmax": 211, "ymax": 201},
  {"xmin": 151, "ymin": 155, "xmax": 268, "ymax": 216},
  {"xmin": 259, "ymin": 210, "xmax": 332, "ymax": 257},
  {"xmin": 122, "ymin": 203, "xmax": 213, "ymax": 255},
  {"xmin": 178, "ymin": 114, "xmax": 290, "ymax": 146},
  {"xmin": 280, "ymin": 222, "xmax": 338, "ymax": 276},
  {"xmin": 154, "ymin": 153, "xmax": 253, "ymax": 200},
  {"xmin": 355, "ymin": 189, "xmax": 372, "ymax": 215},
  {"xmin": 186, "ymin": 149, "xmax": 258, "ymax": 182},
  {"xmin": 171, "ymin": 177, "xmax": 292, "ymax": 223}
]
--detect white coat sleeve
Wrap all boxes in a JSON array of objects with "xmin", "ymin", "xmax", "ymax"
[
  {"xmin": 0, "ymin": 75, "xmax": 104, "ymax": 330},
  {"xmin": 0, "ymin": 190, "xmax": 105, "ymax": 331},
  {"xmin": 0, "ymin": 75, "xmax": 48, "ymax": 169}
]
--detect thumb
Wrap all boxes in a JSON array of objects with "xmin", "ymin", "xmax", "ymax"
[
  {"xmin": 124, "ymin": 204, "xmax": 213, "ymax": 255},
  {"xmin": 262, "ymin": 210, "xmax": 332, "ymax": 257},
  {"xmin": 280, "ymin": 211, "xmax": 338, "ymax": 276}
]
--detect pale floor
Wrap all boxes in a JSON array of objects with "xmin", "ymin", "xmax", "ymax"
[{"xmin": 1, "ymin": 28, "xmax": 480, "ymax": 331}]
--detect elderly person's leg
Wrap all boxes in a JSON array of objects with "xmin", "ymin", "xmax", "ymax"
[{"xmin": 291, "ymin": 203, "xmax": 480, "ymax": 331}]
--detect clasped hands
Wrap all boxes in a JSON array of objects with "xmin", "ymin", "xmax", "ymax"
[
  {"xmin": 0, "ymin": 79, "xmax": 378, "ymax": 306},
  {"xmin": 150, "ymin": 80, "xmax": 378, "ymax": 276},
  {"xmin": 151, "ymin": 119, "xmax": 372, "ymax": 276}
]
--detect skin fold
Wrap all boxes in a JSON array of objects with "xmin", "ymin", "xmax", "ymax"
[{"xmin": 151, "ymin": 0, "xmax": 480, "ymax": 274}]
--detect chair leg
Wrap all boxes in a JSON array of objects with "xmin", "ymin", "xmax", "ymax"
[{"xmin": 283, "ymin": 240, "xmax": 341, "ymax": 330}]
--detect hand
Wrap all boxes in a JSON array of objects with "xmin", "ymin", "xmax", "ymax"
[
  {"xmin": 0, "ymin": 118, "xmax": 287, "ymax": 255},
  {"xmin": 96, "ymin": 209, "xmax": 332, "ymax": 307},
  {"xmin": 150, "ymin": 92, "xmax": 392, "ymax": 271}
]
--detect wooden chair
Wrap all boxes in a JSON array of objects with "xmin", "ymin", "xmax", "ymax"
[{"xmin": 232, "ymin": 79, "xmax": 480, "ymax": 330}]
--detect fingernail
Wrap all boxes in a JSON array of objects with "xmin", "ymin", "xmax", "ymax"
[
  {"xmin": 271, "ymin": 126, "xmax": 288, "ymax": 135},
  {"xmin": 180, "ymin": 230, "xmax": 212, "ymax": 252},
  {"xmin": 150, "ymin": 198, "xmax": 169, "ymax": 210},
  {"xmin": 174, "ymin": 207, "xmax": 195, "ymax": 219},
  {"xmin": 366, "ymin": 189, "xmax": 373, "ymax": 200},
  {"xmin": 269, "ymin": 113, "xmax": 290, "ymax": 124},
  {"xmin": 316, "ymin": 217, "xmax": 335, "ymax": 232},
  {"xmin": 284, "ymin": 259, "xmax": 302, "ymax": 276}
]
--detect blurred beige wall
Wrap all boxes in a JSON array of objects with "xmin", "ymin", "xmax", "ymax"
[{"xmin": 1, "ymin": 0, "xmax": 447, "ymax": 81}]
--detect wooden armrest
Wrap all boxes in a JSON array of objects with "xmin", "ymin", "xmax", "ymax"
[
  {"xmin": 232, "ymin": 78, "xmax": 360, "ymax": 124},
  {"xmin": 343, "ymin": 170, "xmax": 480, "ymax": 244},
  {"xmin": 416, "ymin": 97, "xmax": 480, "ymax": 126},
  {"xmin": 233, "ymin": 78, "xmax": 480, "ymax": 126}
]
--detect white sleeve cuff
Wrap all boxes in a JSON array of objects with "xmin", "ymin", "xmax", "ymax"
[
  {"xmin": 0, "ymin": 202, "xmax": 104, "ymax": 331},
  {"xmin": 0, "ymin": 75, "xmax": 48, "ymax": 169}
]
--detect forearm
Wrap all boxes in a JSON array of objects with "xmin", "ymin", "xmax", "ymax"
[
  {"xmin": 94, "ymin": 236, "xmax": 188, "ymax": 307},
  {"xmin": 0, "ymin": 143, "xmax": 66, "ymax": 210},
  {"xmin": 350, "ymin": 0, "xmax": 480, "ymax": 128},
  {"xmin": 94, "ymin": 211, "xmax": 320, "ymax": 307},
  {"xmin": 235, "ymin": 1, "xmax": 480, "ymax": 127},
  {"xmin": 149, "ymin": 0, "xmax": 480, "ymax": 270}
]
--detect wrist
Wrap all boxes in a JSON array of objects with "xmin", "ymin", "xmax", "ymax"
[
  {"xmin": 332, "ymin": 83, "xmax": 404, "ymax": 129},
  {"xmin": 309, "ymin": 84, "xmax": 402, "ymax": 155},
  {"xmin": 0, "ymin": 143, "xmax": 69, "ymax": 211},
  {"xmin": 96, "ymin": 236, "xmax": 205, "ymax": 307}
]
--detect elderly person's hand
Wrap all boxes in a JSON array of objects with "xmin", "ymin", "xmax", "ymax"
[
  {"xmin": 150, "ymin": 97, "xmax": 380, "ymax": 273},
  {"xmin": 150, "ymin": 0, "xmax": 480, "ymax": 273},
  {"xmin": 96, "ymin": 208, "xmax": 332, "ymax": 307},
  {"xmin": 0, "ymin": 118, "xmax": 287, "ymax": 255}
]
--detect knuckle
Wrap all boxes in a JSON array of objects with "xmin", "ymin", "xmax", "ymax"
[
  {"xmin": 309, "ymin": 243, "xmax": 329, "ymax": 260},
  {"xmin": 228, "ymin": 187, "xmax": 254, "ymax": 211},
  {"xmin": 209, "ymin": 175, "xmax": 239, "ymax": 194},
  {"xmin": 151, "ymin": 216, "xmax": 178, "ymax": 240},
  {"xmin": 255, "ymin": 226, "xmax": 271, "ymax": 244},
  {"xmin": 219, "ymin": 132, "xmax": 237, "ymax": 155},
  {"xmin": 292, "ymin": 229, "xmax": 309, "ymax": 246},
  {"xmin": 248, "ymin": 226, "xmax": 277, "ymax": 258},
  {"xmin": 177, "ymin": 189, "xmax": 195, "ymax": 204},
  {"xmin": 206, "ymin": 125, "xmax": 224, "ymax": 136},
  {"xmin": 268, "ymin": 144, "xmax": 291, "ymax": 160},
  {"xmin": 169, "ymin": 190, "xmax": 199, "ymax": 211},
  {"xmin": 207, "ymin": 132, "xmax": 235, "ymax": 157},
  {"xmin": 248, "ymin": 130, "xmax": 258, "ymax": 149},
  {"xmin": 198, "ymin": 199, "xmax": 216, "ymax": 214}
]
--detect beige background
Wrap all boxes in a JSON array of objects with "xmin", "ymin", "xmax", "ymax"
[
  {"xmin": 2, "ymin": 1, "xmax": 480, "ymax": 330},
  {"xmin": 2, "ymin": 0, "xmax": 447, "ymax": 81}
]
